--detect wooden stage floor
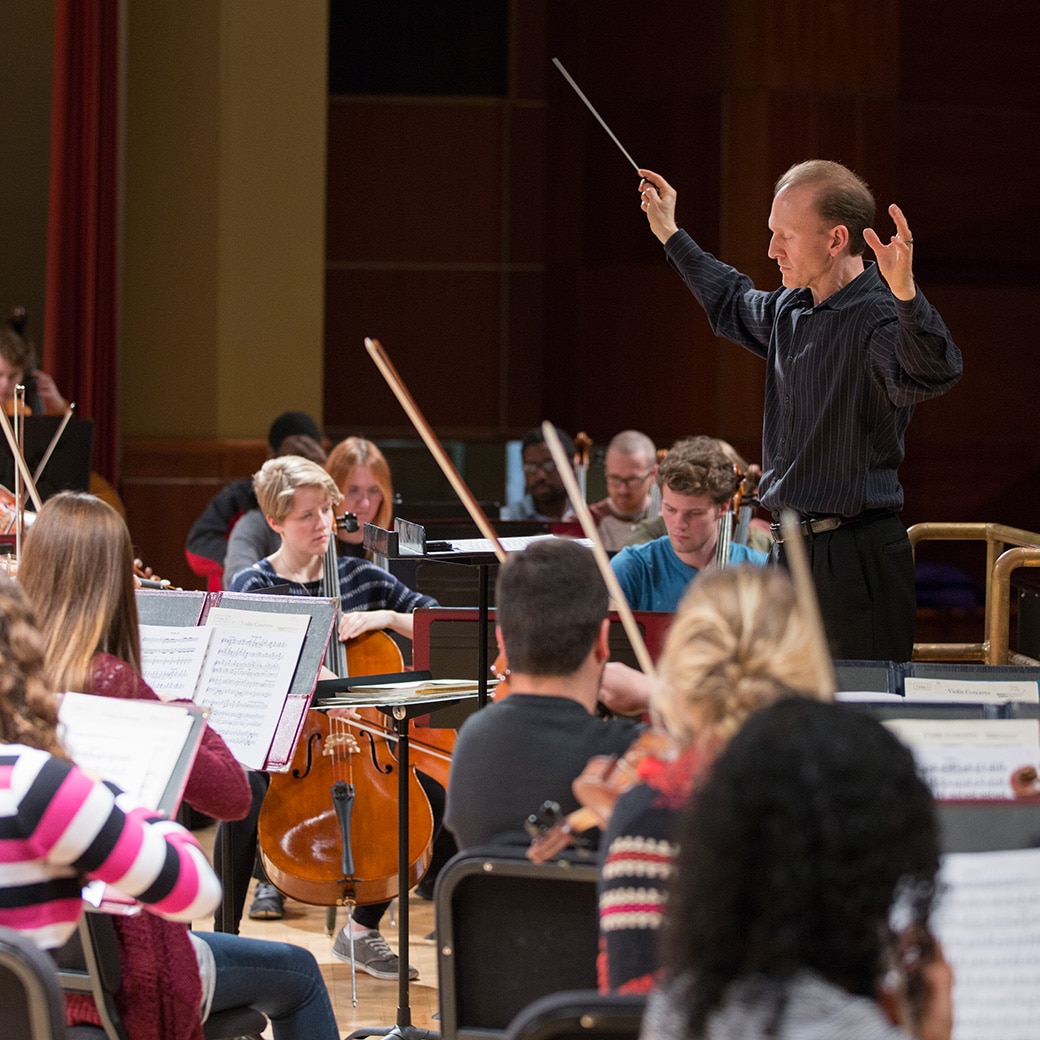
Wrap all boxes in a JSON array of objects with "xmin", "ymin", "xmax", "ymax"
[{"xmin": 195, "ymin": 823, "xmax": 440, "ymax": 1038}]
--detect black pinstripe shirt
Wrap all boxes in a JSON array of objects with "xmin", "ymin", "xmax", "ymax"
[{"xmin": 664, "ymin": 230, "xmax": 963, "ymax": 517}]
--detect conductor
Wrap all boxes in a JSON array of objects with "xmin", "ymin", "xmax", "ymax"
[{"xmin": 638, "ymin": 160, "xmax": 962, "ymax": 662}]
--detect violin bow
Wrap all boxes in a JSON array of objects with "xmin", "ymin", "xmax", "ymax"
[
  {"xmin": 541, "ymin": 421, "xmax": 656, "ymax": 679},
  {"xmin": 778, "ymin": 510, "xmax": 837, "ymax": 695},
  {"xmin": 32, "ymin": 402, "xmax": 75, "ymax": 486},
  {"xmin": 0, "ymin": 398, "xmax": 44, "ymax": 512},
  {"xmin": 364, "ymin": 337, "xmax": 506, "ymax": 564}
]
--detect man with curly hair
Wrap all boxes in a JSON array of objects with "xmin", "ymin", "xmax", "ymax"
[{"xmin": 609, "ymin": 437, "xmax": 767, "ymax": 612}]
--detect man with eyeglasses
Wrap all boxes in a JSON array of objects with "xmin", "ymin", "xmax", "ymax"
[
  {"xmin": 500, "ymin": 425, "xmax": 576, "ymax": 522},
  {"xmin": 588, "ymin": 430, "xmax": 659, "ymax": 552}
]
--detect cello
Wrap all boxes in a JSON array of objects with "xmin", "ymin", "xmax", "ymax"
[
  {"xmin": 256, "ymin": 631, "xmax": 435, "ymax": 908},
  {"xmin": 256, "ymin": 515, "xmax": 435, "ymax": 910}
]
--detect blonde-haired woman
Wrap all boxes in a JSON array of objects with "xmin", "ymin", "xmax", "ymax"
[
  {"xmin": 325, "ymin": 436, "xmax": 394, "ymax": 558},
  {"xmin": 593, "ymin": 565, "xmax": 831, "ymax": 994},
  {"xmin": 227, "ymin": 454, "xmax": 444, "ymax": 979}
]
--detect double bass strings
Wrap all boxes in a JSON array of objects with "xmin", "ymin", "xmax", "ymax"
[{"xmin": 552, "ymin": 57, "xmax": 640, "ymax": 173}]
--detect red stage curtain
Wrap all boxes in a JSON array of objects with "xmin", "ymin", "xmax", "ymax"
[{"xmin": 43, "ymin": 0, "xmax": 121, "ymax": 485}]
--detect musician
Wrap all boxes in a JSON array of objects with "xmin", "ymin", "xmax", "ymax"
[
  {"xmin": 625, "ymin": 438, "xmax": 772, "ymax": 555},
  {"xmin": 641, "ymin": 699, "xmax": 951, "ymax": 1039},
  {"xmin": 12, "ymin": 509, "xmax": 341, "ymax": 1040},
  {"xmin": 638, "ymin": 160, "xmax": 963, "ymax": 661},
  {"xmin": 225, "ymin": 455, "xmax": 439, "ymax": 981},
  {"xmin": 588, "ymin": 429, "xmax": 658, "ymax": 552},
  {"xmin": 184, "ymin": 410, "xmax": 326, "ymax": 591},
  {"xmin": 500, "ymin": 424, "xmax": 577, "ymax": 522},
  {"xmin": 582, "ymin": 566, "xmax": 829, "ymax": 994},
  {"xmin": 324, "ymin": 435, "xmax": 394, "ymax": 559},
  {"xmin": 0, "ymin": 306, "xmax": 68, "ymax": 415},
  {"xmin": 444, "ymin": 538, "xmax": 644, "ymax": 849},
  {"xmin": 609, "ymin": 437, "xmax": 767, "ymax": 612},
  {"xmin": 0, "ymin": 577, "xmax": 222, "ymax": 949}
]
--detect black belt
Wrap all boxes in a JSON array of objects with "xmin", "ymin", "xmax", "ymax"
[{"xmin": 770, "ymin": 509, "xmax": 895, "ymax": 543}]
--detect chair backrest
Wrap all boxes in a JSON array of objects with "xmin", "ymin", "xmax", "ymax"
[
  {"xmin": 0, "ymin": 925, "xmax": 69, "ymax": 1040},
  {"xmin": 52, "ymin": 914, "xmax": 128, "ymax": 1040},
  {"xmin": 503, "ymin": 990, "xmax": 647, "ymax": 1040},
  {"xmin": 436, "ymin": 847, "xmax": 601, "ymax": 1040}
]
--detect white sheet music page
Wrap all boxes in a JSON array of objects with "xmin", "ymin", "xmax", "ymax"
[
  {"xmin": 932, "ymin": 848, "xmax": 1040, "ymax": 1039},
  {"xmin": 140, "ymin": 625, "xmax": 214, "ymax": 701},
  {"xmin": 903, "ymin": 676, "xmax": 1039, "ymax": 704},
  {"xmin": 196, "ymin": 607, "xmax": 310, "ymax": 769},
  {"xmin": 885, "ymin": 719, "xmax": 1040, "ymax": 800},
  {"xmin": 57, "ymin": 691, "xmax": 195, "ymax": 810}
]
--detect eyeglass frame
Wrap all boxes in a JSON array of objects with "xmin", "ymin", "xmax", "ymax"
[{"xmin": 604, "ymin": 470, "xmax": 655, "ymax": 490}]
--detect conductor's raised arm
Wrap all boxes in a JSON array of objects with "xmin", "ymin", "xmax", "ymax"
[{"xmin": 638, "ymin": 168, "xmax": 679, "ymax": 244}]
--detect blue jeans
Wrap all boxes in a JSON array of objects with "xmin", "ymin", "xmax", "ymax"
[{"xmin": 197, "ymin": 931, "xmax": 339, "ymax": 1039}]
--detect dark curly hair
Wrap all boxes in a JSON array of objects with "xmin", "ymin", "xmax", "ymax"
[{"xmin": 663, "ymin": 698, "xmax": 939, "ymax": 1037}]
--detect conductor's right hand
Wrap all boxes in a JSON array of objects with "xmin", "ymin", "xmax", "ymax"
[{"xmin": 638, "ymin": 169, "xmax": 679, "ymax": 245}]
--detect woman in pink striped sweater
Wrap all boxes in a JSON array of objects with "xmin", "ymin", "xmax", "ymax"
[{"xmin": 16, "ymin": 494, "xmax": 341, "ymax": 1040}]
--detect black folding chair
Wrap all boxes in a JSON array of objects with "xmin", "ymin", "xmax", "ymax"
[
  {"xmin": 53, "ymin": 911, "xmax": 268, "ymax": 1040},
  {"xmin": 436, "ymin": 846, "xmax": 601, "ymax": 1040},
  {"xmin": 0, "ymin": 925, "xmax": 69, "ymax": 1040},
  {"xmin": 504, "ymin": 990, "xmax": 646, "ymax": 1040}
]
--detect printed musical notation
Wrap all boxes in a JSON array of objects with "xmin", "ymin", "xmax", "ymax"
[
  {"xmin": 141, "ymin": 607, "xmax": 309, "ymax": 769},
  {"xmin": 933, "ymin": 848, "xmax": 1040, "ymax": 1039},
  {"xmin": 885, "ymin": 719, "xmax": 1040, "ymax": 800}
]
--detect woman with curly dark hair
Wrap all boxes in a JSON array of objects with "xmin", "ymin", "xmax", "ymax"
[{"xmin": 641, "ymin": 697, "xmax": 953, "ymax": 1040}]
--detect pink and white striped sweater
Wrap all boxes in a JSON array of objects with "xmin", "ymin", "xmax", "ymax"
[{"xmin": 0, "ymin": 743, "xmax": 221, "ymax": 949}]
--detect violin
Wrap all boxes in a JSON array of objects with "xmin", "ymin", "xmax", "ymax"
[
  {"xmin": 525, "ymin": 728, "xmax": 680, "ymax": 862},
  {"xmin": 256, "ymin": 630, "xmax": 435, "ymax": 908}
]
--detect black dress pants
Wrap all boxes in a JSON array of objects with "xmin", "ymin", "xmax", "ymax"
[{"xmin": 773, "ymin": 512, "xmax": 916, "ymax": 663}]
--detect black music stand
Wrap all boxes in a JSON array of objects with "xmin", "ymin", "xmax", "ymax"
[{"xmin": 330, "ymin": 686, "xmax": 476, "ymax": 1040}]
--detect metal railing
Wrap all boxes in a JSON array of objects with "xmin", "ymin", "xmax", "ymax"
[{"xmin": 909, "ymin": 522, "xmax": 1040, "ymax": 666}]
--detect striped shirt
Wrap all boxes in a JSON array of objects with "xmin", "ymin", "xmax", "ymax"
[
  {"xmin": 228, "ymin": 555, "xmax": 437, "ymax": 615},
  {"xmin": 0, "ymin": 744, "xmax": 221, "ymax": 949},
  {"xmin": 664, "ymin": 231, "xmax": 962, "ymax": 517}
]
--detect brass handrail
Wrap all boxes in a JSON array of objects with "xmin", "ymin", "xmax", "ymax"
[{"xmin": 908, "ymin": 522, "xmax": 1040, "ymax": 666}]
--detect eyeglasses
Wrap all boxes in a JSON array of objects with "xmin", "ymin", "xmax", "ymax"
[
  {"xmin": 523, "ymin": 460, "xmax": 558, "ymax": 476},
  {"xmin": 605, "ymin": 471, "xmax": 654, "ymax": 490}
]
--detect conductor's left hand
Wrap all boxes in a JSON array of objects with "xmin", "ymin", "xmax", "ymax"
[{"xmin": 863, "ymin": 203, "xmax": 917, "ymax": 301}]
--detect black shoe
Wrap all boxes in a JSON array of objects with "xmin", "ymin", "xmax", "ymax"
[{"xmin": 248, "ymin": 881, "xmax": 284, "ymax": 920}]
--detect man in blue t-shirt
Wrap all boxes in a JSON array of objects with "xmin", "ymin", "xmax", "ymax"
[{"xmin": 610, "ymin": 436, "xmax": 768, "ymax": 612}]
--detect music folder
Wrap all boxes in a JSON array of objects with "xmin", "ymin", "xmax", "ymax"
[
  {"xmin": 57, "ymin": 691, "xmax": 208, "ymax": 818},
  {"xmin": 135, "ymin": 588, "xmax": 337, "ymax": 772}
]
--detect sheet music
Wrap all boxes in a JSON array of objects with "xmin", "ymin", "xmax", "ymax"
[
  {"xmin": 886, "ymin": 719, "xmax": 1040, "ymax": 800},
  {"xmin": 904, "ymin": 676, "xmax": 1039, "ymax": 705},
  {"xmin": 932, "ymin": 848, "xmax": 1040, "ymax": 1039},
  {"xmin": 140, "ymin": 625, "xmax": 214, "ymax": 701},
  {"xmin": 58, "ymin": 692, "xmax": 196, "ymax": 810},
  {"xmin": 195, "ymin": 607, "xmax": 310, "ymax": 769},
  {"xmin": 434, "ymin": 534, "xmax": 592, "ymax": 555}
]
